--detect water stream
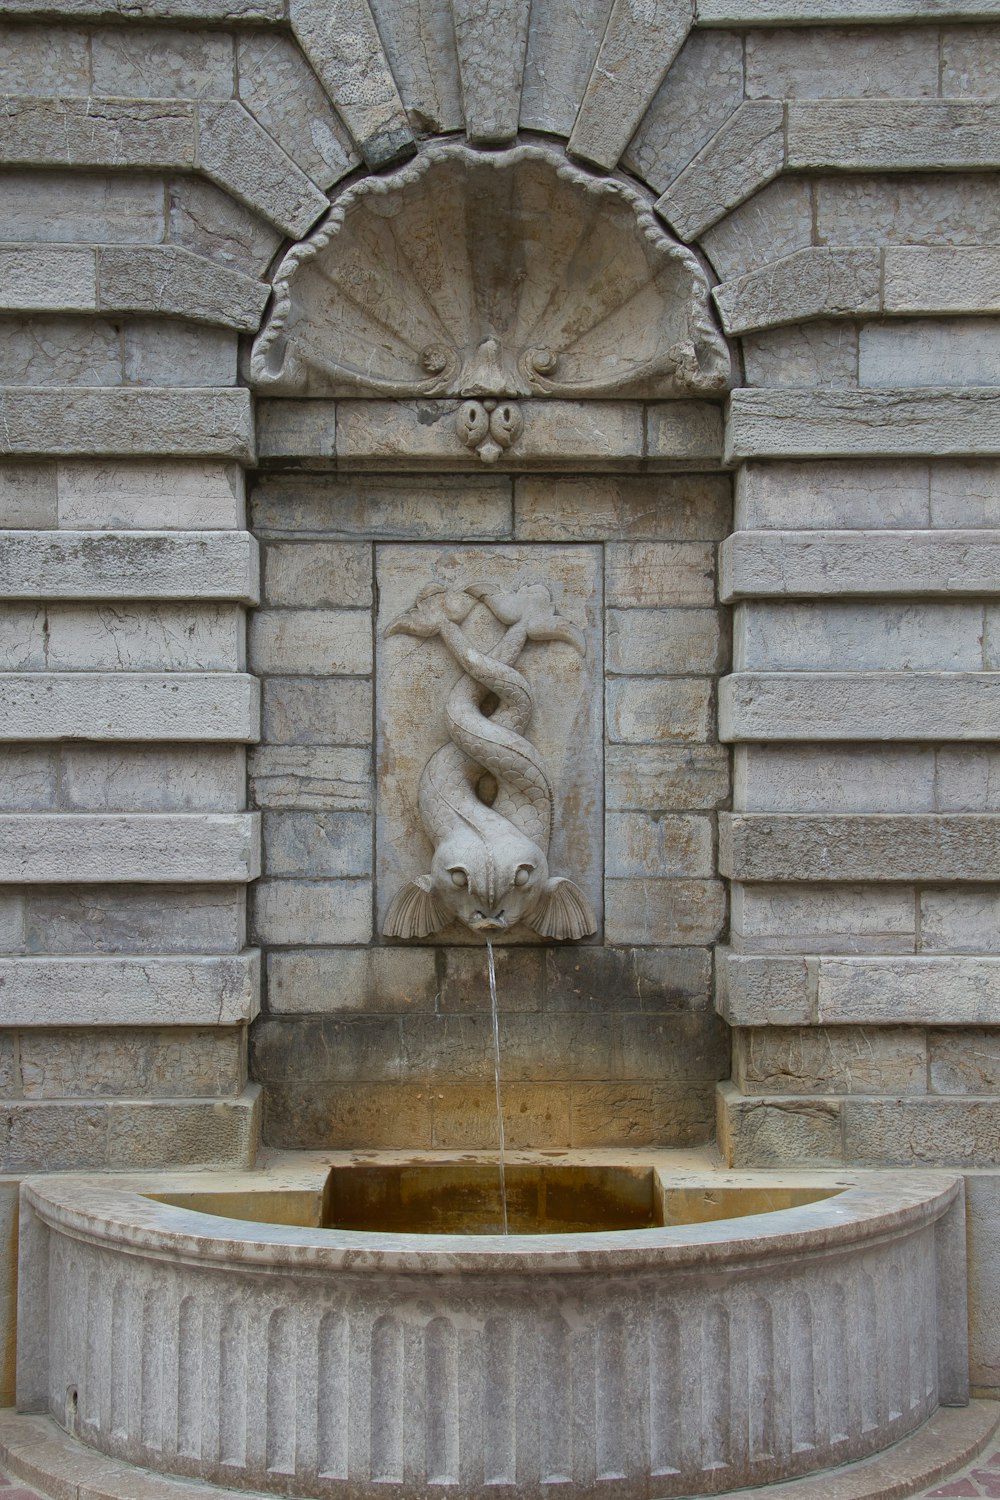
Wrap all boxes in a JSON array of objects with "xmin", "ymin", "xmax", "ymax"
[{"xmin": 486, "ymin": 941, "xmax": 509, "ymax": 1235}]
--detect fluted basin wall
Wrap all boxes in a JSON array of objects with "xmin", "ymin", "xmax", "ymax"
[{"xmin": 16, "ymin": 1169, "xmax": 968, "ymax": 1499}]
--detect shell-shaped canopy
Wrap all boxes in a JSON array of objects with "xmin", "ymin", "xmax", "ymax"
[{"xmin": 251, "ymin": 142, "xmax": 732, "ymax": 400}]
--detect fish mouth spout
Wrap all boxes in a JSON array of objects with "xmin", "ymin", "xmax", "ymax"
[{"xmin": 471, "ymin": 913, "xmax": 507, "ymax": 931}]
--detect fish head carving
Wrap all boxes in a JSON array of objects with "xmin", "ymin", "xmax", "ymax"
[{"xmin": 430, "ymin": 828, "xmax": 550, "ymax": 934}]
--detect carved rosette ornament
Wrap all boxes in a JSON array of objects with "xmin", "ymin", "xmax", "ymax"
[
  {"xmin": 250, "ymin": 141, "xmax": 732, "ymax": 466},
  {"xmin": 382, "ymin": 582, "xmax": 597, "ymax": 943}
]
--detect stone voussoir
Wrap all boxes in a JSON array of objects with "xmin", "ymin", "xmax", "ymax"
[
  {"xmin": 0, "ymin": 812, "xmax": 261, "ymax": 883},
  {"xmin": 97, "ymin": 246, "xmax": 270, "ymax": 331},
  {"xmin": 656, "ymin": 101, "xmax": 786, "ymax": 242},
  {"xmin": 721, "ymin": 672, "xmax": 1000, "ymax": 742},
  {"xmin": 720, "ymin": 529, "xmax": 1000, "ymax": 600},
  {"xmin": 196, "ymin": 98, "xmax": 329, "ymax": 239},
  {"xmin": 714, "ymin": 248, "xmax": 881, "ymax": 337},
  {"xmin": 0, "ymin": 530, "xmax": 259, "ymax": 602},
  {"xmin": 720, "ymin": 812, "xmax": 1000, "ymax": 883},
  {"xmin": 0, "ymin": 672, "xmax": 260, "ymax": 742},
  {"xmin": 0, "ymin": 952, "xmax": 261, "ymax": 1027}
]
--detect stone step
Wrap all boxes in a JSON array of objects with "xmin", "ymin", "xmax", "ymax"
[{"xmin": 0, "ymin": 1403, "xmax": 997, "ymax": 1500}]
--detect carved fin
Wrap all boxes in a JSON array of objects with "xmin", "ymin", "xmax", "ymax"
[
  {"xmin": 525, "ymin": 618, "xmax": 586, "ymax": 656},
  {"xmin": 525, "ymin": 878, "xmax": 597, "ymax": 941},
  {"xmin": 383, "ymin": 875, "xmax": 447, "ymax": 940}
]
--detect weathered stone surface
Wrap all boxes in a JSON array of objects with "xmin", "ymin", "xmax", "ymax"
[
  {"xmin": 128, "ymin": 317, "xmax": 238, "ymax": 386},
  {"xmin": 734, "ymin": 601, "xmax": 983, "ymax": 672},
  {"xmin": 606, "ymin": 608, "xmax": 724, "ymax": 675},
  {"xmin": 604, "ymin": 878, "xmax": 726, "ymax": 945},
  {"xmin": 922, "ymin": 888, "xmax": 1000, "ymax": 953},
  {"xmin": 937, "ymin": 747, "xmax": 1000, "ymax": 812},
  {"xmin": 716, "ymin": 951, "xmax": 815, "ymax": 1026},
  {"xmin": 718, "ymin": 1082, "xmax": 844, "ymax": 1167},
  {"xmin": 607, "ymin": 677, "xmax": 713, "ymax": 743},
  {"xmin": 606, "ymin": 541, "xmax": 715, "ymax": 606},
  {"xmin": 267, "ymin": 945, "xmax": 437, "ymax": 1014},
  {"xmin": 701, "ymin": 179, "xmax": 813, "ymax": 282},
  {"xmin": 237, "ymin": 31, "xmax": 357, "ymax": 190},
  {"xmin": 885, "ymin": 247, "xmax": 1000, "ymax": 314},
  {"xmin": 97, "ymin": 246, "xmax": 268, "ymax": 331},
  {"xmin": 197, "ymin": 99, "xmax": 328, "ymax": 238},
  {"xmin": 452, "ymin": 0, "xmax": 530, "ymax": 144},
  {"xmin": 439, "ymin": 945, "xmax": 544, "ymax": 1012},
  {"xmin": 0, "ymin": 896, "xmax": 24, "ymax": 953},
  {"xmin": 929, "ymin": 1029, "xmax": 1000, "ymax": 1094},
  {"xmin": 657, "ymin": 102, "xmax": 786, "ymax": 242},
  {"xmin": 367, "ymin": 0, "xmax": 463, "ymax": 135},
  {"xmin": 0, "ymin": 22, "xmax": 89, "ymax": 94},
  {"xmin": 605, "ymin": 745, "xmax": 730, "ymax": 811},
  {"xmin": 542, "ymin": 945, "xmax": 711, "ymax": 1013},
  {"xmin": 0, "ymin": 387, "xmax": 253, "ymax": 460},
  {"xmin": 844, "ymin": 1097, "xmax": 1000, "ymax": 1167},
  {"xmin": 18, "ymin": 1026, "xmax": 246, "ymax": 1098},
  {"xmin": 25, "ymin": 882, "xmax": 245, "ymax": 953},
  {"xmin": 249, "ymin": 746, "xmax": 371, "ymax": 811},
  {"xmin": 965, "ymin": 1173, "xmax": 1000, "ymax": 1393},
  {"xmin": 860, "ymin": 318, "xmax": 1000, "ymax": 388},
  {"xmin": 0, "ymin": 316, "xmax": 121, "ymax": 388},
  {"xmin": 605, "ymin": 813, "xmax": 713, "ymax": 878},
  {"xmin": 721, "ymin": 812, "xmax": 1000, "ymax": 883},
  {"xmin": 731, "ymin": 883, "xmax": 916, "ymax": 954},
  {"xmin": 0, "ymin": 246, "xmax": 95, "ymax": 312},
  {"xmin": 251, "ymin": 877, "xmax": 371, "ymax": 945},
  {"xmin": 262, "ymin": 542, "xmax": 371, "ymax": 607},
  {"xmin": 514, "ymin": 474, "xmax": 731, "ymax": 542},
  {"xmin": 255, "ymin": 399, "xmax": 337, "ymax": 461},
  {"xmin": 646, "ymin": 405, "xmax": 725, "ymax": 466},
  {"xmin": 253, "ymin": 473, "xmax": 511, "ymax": 540},
  {"xmin": 375, "ymin": 544, "xmax": 603, "ymax": 940},
  {"xmin": 735, "ymin": 744, "xmax": 935, "ymax": 813},
  {"xmin": 789, "ymin": 99, "xmax": 1000, "ymax": 171},
  {"xmin": 0, "ymin": 747, "xmax": 58, "ymax": 811},
  {"xmin": 746, "ymin": 24, "xmax": 938, "ymax": 99},
  {"xmin": 735, "ymin": 459, "xmax": 931, "ymax": 530},
  {"xmin": 0, "ymin": 530, "xmax": 257, "ymax": 601},
  {"xmin": 0, "ymin": 672, "xmax": 259, "ymax": 742},
  {"xmin": 734, "ymin": 1025, "xmax": 927, "ymax": 1096},
  {"xmin": 288, "ymin": 0, "xmax": 414, "ymax": 168},
  {"xmin": 0, "ymin": 463, "xmax": 56, "ymax": 528},
  {"xmin": 0, "ymin": 95, "xmax": 194, "ymax": 169},
  {"xmin": 721, "ymin": 672, "xmax": 1000, "ymax": 742},
  {"xmin": 61, "ymin": 744, "xmax": 245, "ymax": 812},
  {"xmin": 741, "ymin": 323, "xmax": 859, "ymax": 389},
  {"xmin": 520, "ymin": 0, "xmax": 613, "ymax": 137},
  {"xmin": 723, "ymin": 528, "xmax": 1000, "ymax": 600},
  {"xmin": 90, "ymin": 25, "xmax": 234, "ymax": 96},
  {"xmin": 0, "ymin": 602, "xmax": 243, "ymax": 673},
  {"xmin": 568, "ymin": 0, "xmax": 692, "ymax": 171},
  {"xmin": 820, "ymin": 957, "xmax": 1000, "ymax": 1026},
  {"xmin": 0, "ymin": 812, "xmax": 260, "ymax": 883},
  {"xmin": 931, "ymin": 460, "xmax": 1000, "ymax": 529},
  {"xmin": 0, "ymin": 169, "xmax": 165, "ymax": 245},
  {"xmin": 250, "ymin": 608, "xmax": 371, "ymax": 676},
  {"xmin": 943, "ymin": 24, "xmax": 1000, "ymax": 95},
  {"xmin": 261, "ymin": 676, "xmax": 371, "ymax": 746},
  {"xmin": 624, "ymin": 30, "xmax": 743, "ymax": 195},
  {"xmin": 0, "ymin": 954, "xmax": 259, "ymax": 1025},
  {"xmin": 727, "ymin": 390, "xmax": 1000, "ymax": 463},
  {"xmin": 263, "ymin": 810, "xmax": 370, "ymax": 878},
  {"xmin": 817, "ymin": 172, "xmax": 1000, "ymax": 249},
  {"xmin": 57, "ymin": 459, "xmax": 244, "ymax": 530},
  {"xmin": 105, "ymin": 1088, "xmax": 260, "ymax": 1169},
  {"xmin": 0, "ymin": 0, "xmax": 283, "ymax": 16},
  {"xmin": 168, "ymin": 176, "xmax": 281, "ymax": 277},
  {"xmin": 715, "ymin": 248, "xmax": 880, "ymax": 335}
]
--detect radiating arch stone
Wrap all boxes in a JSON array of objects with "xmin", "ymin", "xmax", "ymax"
[{"xmin": 251, "ymin": 141, "xmax": 732, "ymax": 400}]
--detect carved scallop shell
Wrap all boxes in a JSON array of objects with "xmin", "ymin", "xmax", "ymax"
[{"xmin": 251, "ymin": 141, "xmax": 732, "ymax": 399}]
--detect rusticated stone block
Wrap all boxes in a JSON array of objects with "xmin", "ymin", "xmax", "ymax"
[
  {"xmin": 742, "ymin": 322, "xmax": 859, "ymax": 389},
  {"xmin": 0, "ymin": 462, "xmax": 57, "ymax": 528},
  {"xmin": 0, "ymin": 245, "xmax": 95, "ymax": 312},
  {"xmin": 885, "ymin": 247, "xmax": 1000, "ymax": 314},
  {"xmin": 922, "ymin": 888, "xmax": 1000, "ymax": 953},
  {"xmin": 745, "ymin": 24, "xmax": 938, "ymax": 101},
  {"xmin": 604, "ymin": 878, "xmax": 726, "ymax": 946},
  {"xmin": 819, "ymin": 956, "xmax": 1000, "ymax": 1026},
  {"xmin": 18, "ymin": 1027, "xmax": 246, "ymax": 1098},
  {"xmin": 788, "ymin": 98, "xmax": 1000, "ymax": 171},
  {"xmin": 735, "ymin": 458, "xmax": 930, "ymax": 531},
  {"xmin": 734, "ymin": 601, "xmax": 982, "ymax": 673},
  {"xmin": 0, "ymin": 601, "xmax": 242, "ymax": 674},
  {"xmin": 0, "ymin": 387, "xmax": 253, "ymax": 460},
  {"xmin": 716, "ymin": 951, "xmax": 815, "ymax": 1027},
  {"xmin": 731, "ymin": 882, "xmax": 916, "ymax": 954},
  {"xmin": 735, "ymin": 744, "xmax": 935, "ymax": 814},
  {"xmin": 0, "ymin": 746, "xmax": 58, "ymax": 812},
  {"xmin": 0, "ymin": 812, "xmax": 260, "ymax": 884},
  {"xmin": 0, "ymin": 954, "xmax": 259, "ymax": 1025},
  {"xmin": 0, "ymin": 530, "xmax": 258, "ymax": 602},
  {"xmin": 0, "ymin": 672, "xmax": 259, "ymax": 742},
  {"xmin": 930, "ymin": 1030, "xmax": 1000, "ymax": 1095},
  {"xmin": 723, "ymin": 529, "xmax": 1000, "ymax": 600},
  {"xmin": 861, "ymin": 318, "xmax": 1000, "ymax": 389},
  {"xmin": 520, "ymin": 0, "xmax": 615, "ymax": 139},
  {"xmin": 61, "ymin": 744, "xmax": 245, "ymax": 813},
  {"xmin": 56, "ymin": 458, "xmax": 244, "ymax": 531},
  {"xmin": 727, "ymin": 389, "xmax": 1000, "ymax": 463},
  {"xmin": 721, "ymin": 812, "xmax": 1000, "ymax": 883},
  {"xmin": 733, "ymin": 1026, "xmax": 927, "ymax": 1096},
  {"xmin": 0, "ymin": 169, "xmax": 166, "ymax": 247},
  {"xmin": 24, "ymin": 883, "xmax": 245, "ymax": 955},
  {"xmin": 253, "ymin": 1015, "xmax": 403, "ymax": 1084},
  {"xmin": 98, "ymin": 246, "xmax": 268, "ymax": 331},
  {"xmin": 0, "ymin": 95, "xmax": 195, "ymax": 169},
  {"xmin": 104, "ymin": 1088, "xmax": 260, "ymax": 1169},
  {"xmin": 197, "ymin": 98, "xmax": 329, "ymax": 236},
  {"xmin": 645, "ymin": 404, "xmax": 725, "ymax": 466},
  {"xmin": 721, "ymin": 673, "xmax": 1000, "ymax": 742},
  {"xmin": 844, "ymin": 1097, "xmax": 1000, "ymax": 1167}
]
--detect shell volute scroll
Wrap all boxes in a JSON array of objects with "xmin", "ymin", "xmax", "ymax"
[
  {"xmin": 250, "ymin": 141, "xmax": 732, "ymax": 401},
  {"xmin": 383, "ymin": 581, "xmax": 598, "ymax": 943}
]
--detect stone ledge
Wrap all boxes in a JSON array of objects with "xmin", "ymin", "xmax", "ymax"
[
  {"xmin": 0, "ymin": 673, "xmax": 260, "ymax": 742},
  {"xmin": 720, "ymin": 673, "xmax": 1000, "ymax": 742},
  {"xmin": 720, "ymin": 530, "xmax": 1000, "ymax": 600},
  {"xmin": 0, "ymin": 1085, "xmax": 260, "ymax": 1172},
  {"xmin": 718, "ymin": 950, "xmax": 1000, "ymax": 1027},
  {"xmin": 698, "ymin": 0, "xmax": 1000, "ymax": 19},
  {"xmin": 0, "ymin": 388, "xmax": 253, "ymax": 461},
  {"xmin": 0, "ymin": 812, "xmax": 260, "ymax": 883},
  {"xmin": 0, "ymin": 953, "xmax": 261, "ymax": 1027},
  {"xmin": 0, "ymin": 531, "xmax": 259, "ymax": 603},
  {"xmin": 726, "ymin": 389, "xmax": 1000, "ymax": 463},
  {"xmin": 720, "ymin": 812, "xmax": 1000, "ymax": 883}
]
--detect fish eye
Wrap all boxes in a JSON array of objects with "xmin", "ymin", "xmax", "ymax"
[
  {"xmin": 514, "ymin": 865, "xmax": 533, "ymax": 888},
  {"xmin": 449, "ymin": 869, "xmax": 468, "ymax": 888}
]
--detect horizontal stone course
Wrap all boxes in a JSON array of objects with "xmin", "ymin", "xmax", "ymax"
[
  {"xmin": 721, "ymin": 673, "xmax": 1000, "ymax": 741},
  {"xmin": 698, "ymin": 1, "xmax": 1000, "ymax": 18},
  {"xmin": 727, "ymin": 389, "xmax": 1000, "ymax": 462},
  {"xmin": 0, "ymin": 813, "xmax": 260, "ymax": 883},
  {"xmin": 721, "ymin": 812, "xmax": 1000, "ymax": 882},
  {"xmin": 0, "ymin": 952, "xmax": 259, "ymax": 1025},
  {"xmin": 0, "ymin": 672, "xmax": 260, "ymax": 741},
  {"xmin": 0, "ymin": 388, "xmax": 253, "ymax": 460},
  {"xmin": 733, "ymin": 1024, "xmax": 927, "ymax": 1096},
  {"xmin": 604, "ymin": 877, "xmax": 726, "ymax": 945},
  {"xmin": 788, "ymin": 99, "xmax": 1000, "ymax": 171},
  {"xmin": 734, "ymin": 601, "xmax": 982, "ymax": 673},
  {"xmin": 721, "ymin": 529, "xmax": 1000, "ymax": 599},
  {"xmin": 0, "ymin": 530, "xmax": 258, "ymax": 601}
]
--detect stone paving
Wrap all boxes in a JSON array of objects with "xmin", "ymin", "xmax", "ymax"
[
  {"xmin": 0, "ymin": 1468, "xmax": 42, "ymax": 1499},
  {"xmin": 926, "ymin": 1447, "xmax": 1000, "ymax": 1498}
]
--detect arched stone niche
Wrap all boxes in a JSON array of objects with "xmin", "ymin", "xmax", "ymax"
[{"xmin": 251, "ymin": 141, "xmax": 732, "ymax": 405}]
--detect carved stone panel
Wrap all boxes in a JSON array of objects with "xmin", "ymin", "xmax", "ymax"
[{"xmin": 376, "ymin": 544, "xmax": 603, "ymax": 943}]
